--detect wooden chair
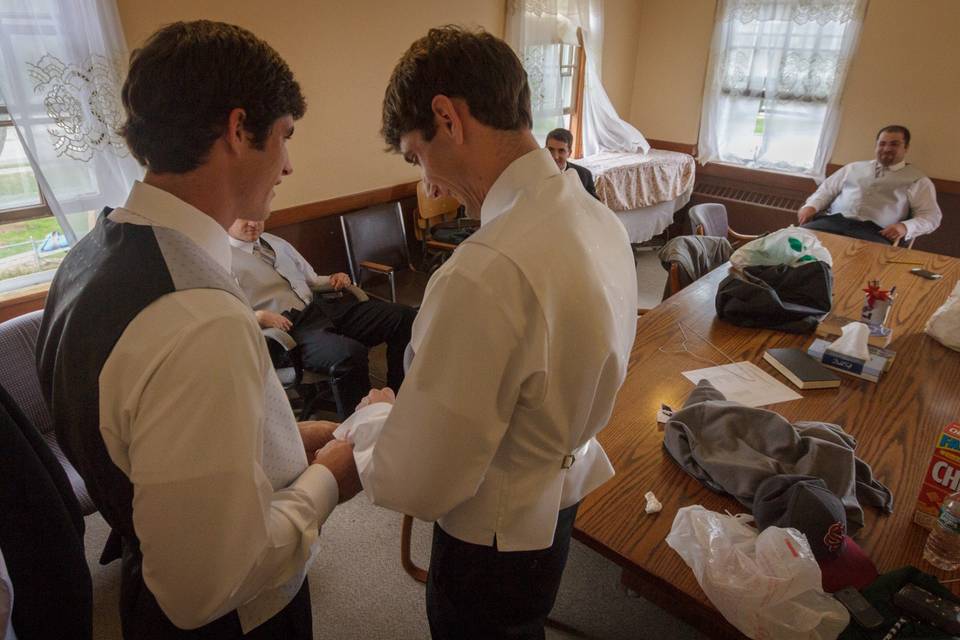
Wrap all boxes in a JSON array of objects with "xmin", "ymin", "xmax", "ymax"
[
  {"xmin": 413, "ymin": 181, "xmax": 477, "ymax": 273},
  {"xmin": 400, "ymin": 514, "xmax": 427, "ymax": 583},
  {"xmin": 340, "ymin": 201, "xmax": 429, "ymax": 309},
  {"xmin": 688, "ymin": 202, "xmax": 759, "ymax": 247}
]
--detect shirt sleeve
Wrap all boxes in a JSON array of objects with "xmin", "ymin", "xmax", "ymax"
[
  {"xmin": 110, "ymin": 307, "xmax": 338, "ymax": 629},
  {"xmin": 804, "ymin": 164, "xmax": 849, "ymax": 212},
  {"xmin": 903, "ymin": 177, "xmax": 943, "ymax": 239},
  {"xmin": 347, "ymin": 257, "xmax": 541, "ymax": 522}
]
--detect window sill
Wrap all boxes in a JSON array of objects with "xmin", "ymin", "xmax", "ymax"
[{"xmin": 0, "ymin": 277, "xmax": 50, "ymax": 323}]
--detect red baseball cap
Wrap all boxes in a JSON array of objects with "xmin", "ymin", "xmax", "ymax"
[{"xmin": 754, "ymin": 474, "xmax": 879, "ymax": 593}]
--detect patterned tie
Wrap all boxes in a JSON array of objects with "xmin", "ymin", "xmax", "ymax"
[{"xmin": 253, "ymin": 239, "xmax": 277, "ymax": 266}]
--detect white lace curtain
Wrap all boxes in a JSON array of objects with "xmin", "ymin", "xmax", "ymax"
[
  {"xmin": 698, "ymin": 0, "xmax": 867, "ymax": 177},
  {"xmin": 505, "ymin": 0, "xmax": 649, "ymax": 157},
  {"xmin": 0, "ymin": 0, "xmax": 142, "ymax": 244}
]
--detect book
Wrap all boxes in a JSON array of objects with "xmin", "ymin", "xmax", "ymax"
[
  {"xmin": 763, "ymin": 348, "xmax": 842, "ymax": 389},
  {"xmin": 816, "ymin": 314, "xmax": 893, "ymax": 349},
  {"xmin": 806, "ymin": 339, "xmax": 888, "ymax": 382}
]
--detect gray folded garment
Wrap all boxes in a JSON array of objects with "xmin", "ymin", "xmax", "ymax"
[{"xmin": 662, "ymin": 379, "xmax": 893, "ymax": 533}]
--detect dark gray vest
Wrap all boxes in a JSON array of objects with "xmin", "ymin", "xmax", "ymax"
[{"xmin": 36, "ymin": 210, "xmax": 244, "ymax": 543}]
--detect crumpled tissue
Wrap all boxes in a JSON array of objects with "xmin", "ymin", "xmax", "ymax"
[{"xmin": 828, "ymin": 321, "xmax": 871, "ymax": 362}]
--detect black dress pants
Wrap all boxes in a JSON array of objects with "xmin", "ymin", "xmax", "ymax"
[
  {"xmin": 119, "ymin": 539, "xmax": 312, "ymax": 639},
  {"xmin": 801, "ymin": 213, "xmax": 889, "ymax": 245},
  {"xmin": 426, "ymin": 503, "xmax": 580, "ymax": 640},
  {"xmin": 287, "ymin": 296, "xmax": 415, "ymax": 412}
]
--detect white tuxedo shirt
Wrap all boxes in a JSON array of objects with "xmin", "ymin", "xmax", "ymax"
[{"xmin": 337, "ymin": 149, "xmax": 637, "ymax": 551}]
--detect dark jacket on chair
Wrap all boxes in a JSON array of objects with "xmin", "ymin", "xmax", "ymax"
[{"xmin": 566, "ymin": 161, "xmax": 599, "ymax": 200}]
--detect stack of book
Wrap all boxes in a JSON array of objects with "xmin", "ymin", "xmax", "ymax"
[{"xmin": 763, "ymin": 348, "xmax": 841, "ymax": 389}]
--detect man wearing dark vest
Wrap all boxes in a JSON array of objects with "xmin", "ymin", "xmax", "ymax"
[
  {"xmin": 545, "ymin": 127, "xmax": 599, "ymax": 200},
  {"xmin": 36, "ymin": 21, "xmax": 360, "ymax": 639},
  {"xmin": 228, "ymin": 218, "xmax": 415, "ymax": 412},
  {"xmin": 798, "ymin": 125, "xmax": 942, "ymax": 245}
]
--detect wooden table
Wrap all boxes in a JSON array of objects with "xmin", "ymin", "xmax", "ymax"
[{"xmin": 574, "ymin": 232, "xmax": 960, "ymax": 639}]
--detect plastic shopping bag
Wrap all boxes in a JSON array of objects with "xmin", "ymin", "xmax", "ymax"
[
  {"xmin": 926, "ymin": 281, "xmax": 960, "ymax": 352},
  {"xmin": 730, "ymin": 227, "xmax": 833, "ymax": 270},
  {"xmin": 665, "ymin": 506, "xmax": 849, "ymax": 640}
]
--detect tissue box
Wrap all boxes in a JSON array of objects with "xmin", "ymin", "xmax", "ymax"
[
  {"xmin": 816, "ymin": 314, "xmax": 893, "ymax": 348},
  {"xmin": 806, "ymin": 338, "xmax": 888, "ymax": 382},
  {"xmin": 914, "ymin": 423, "xmax": 960, "ymax": 529}
]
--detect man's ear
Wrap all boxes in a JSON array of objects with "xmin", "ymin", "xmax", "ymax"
[
  {"xmin": 224, "ymin": 107, "xmax": 249, "ymax": 154},
  {"xmin": 431, "ymin": 95, "xmax": 465, "ymax": 145}
]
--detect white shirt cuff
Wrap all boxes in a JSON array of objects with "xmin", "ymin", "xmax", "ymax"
[{"xmin": 294, "ymin": 463, "xmax": 340, "ymax": 524}]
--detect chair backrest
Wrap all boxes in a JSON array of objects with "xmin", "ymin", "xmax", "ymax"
[
  {"xmin": 0, "ymin": 310, "xmax": 53, "ymax": 438},
  {"xmin": 340, "ymin": 201, "xmax": 412, "ymax": 286},
  {"xmin": 415, "ymin": 181, "xmax": 460, "ymax": 241},
  {"xmin": 689, "ymin": 202, "xmax": 730, "ymax": 239}
]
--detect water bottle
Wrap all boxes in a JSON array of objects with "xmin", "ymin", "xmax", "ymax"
[{"xmin": 923, "ymin": 491, "xmax": 960, "ymax": 571}]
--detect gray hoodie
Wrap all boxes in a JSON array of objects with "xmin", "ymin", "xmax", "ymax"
[{"xmin": 662, "ymin": 380, "xmax": 893, "ymax": 533}]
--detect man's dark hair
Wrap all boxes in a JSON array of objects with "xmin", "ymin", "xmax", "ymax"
[
  {"xmin": 877, "ymin": 124, "xmax": 911, "ymax": 146},
  {"xmin": 119, "ymin": 20, "xmax": 306, "ymax": 174},
  {"xmin": 381, "ymin": 25, "xmax": 532, "ymax": 151},
  {"xmin": 546, "ymin": 128, "xmax": 573, "ymax": 149}
]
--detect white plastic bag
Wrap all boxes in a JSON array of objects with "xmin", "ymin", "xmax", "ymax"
[
  {"xmin": 730, "ymin": 227, "xmax": 833, "ymax": 270},
  {"xmin": 926, "ymin": 281, "xmax": 960, "ymax": 352},
  {"xmin": 665, "ymin": 505, "xmax": 849, "ymax": 640}
]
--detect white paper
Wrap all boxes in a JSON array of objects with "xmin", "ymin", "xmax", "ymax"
[{"xmin": 681, "ymin": 361, "xmax": 802, "ymax": 407}]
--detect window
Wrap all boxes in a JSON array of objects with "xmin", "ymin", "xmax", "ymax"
[
  {"xmin": 0, "ymin": 1, "xmax": 142, "ymax": 292},
  {"xmin": 527, "ymin": 36, "xmax": 586, "ymax": 153},
  {"xmin": 0, "ymin": 103, "xmax": 68, "ymax": 290},
  {"xmin": 699, "ymin": 0, "xmax": 866, "ymax": 177}
]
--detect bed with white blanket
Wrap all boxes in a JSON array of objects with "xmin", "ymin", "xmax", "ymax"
[{"xmin": 578, "ymin": 149, "xmax": 696, "ymax": 244}]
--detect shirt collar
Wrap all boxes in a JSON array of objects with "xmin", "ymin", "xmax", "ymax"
[
  {"xmin": 228, "ymin": 236, "xmax": 257, "ymax": 254},
  {"xmin": 480, "ymin": 148, "xmax": 561, "ymax": 225},
  {"xmin": 120, "ymin": 181, "xmax": 233, "ymax": 272},
  {"xmin": 875, "ymin": 159, "xmax": 906, "ymax": 173}
]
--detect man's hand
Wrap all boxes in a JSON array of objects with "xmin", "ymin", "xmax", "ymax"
[
  {"xmin": 329, "ymin": 272, "xmax": 352, "ymax": 291},
  {"xmin": 356, "ymin": 387, "xmax": 396, "ymax": 412},
  {"xmin": 797, "ymin": 205, "xmax": 818, "ymax": 225},
  {"xmin": 312, "ymin": 440, "xmax": 361, "ymax": 503},
  {"xmin": 880, "ymin": 222, "xmax": 908, "ymax": 244},
  {"xmin": 255, "ymin": 309, "xmax": 292, "ymax": 331},
  {"xmin": 299, "ymin": 420, "xmax": 338, "ymax": 458}
]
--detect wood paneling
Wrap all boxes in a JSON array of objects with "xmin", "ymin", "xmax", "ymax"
[
  {"xmin": 646, "ymin": 139, "xmax": 698, "ymax": 156},
  {"xmin": 265, "ymin": 181, "xmax": 419, "ymax": 230},
  {"xmin": 695, "ymin": 159, "xmax": 960, "ymax": 258},
  {"xmin": 0, "ymin": 181, "xmax": 421, "ymax": 321}
]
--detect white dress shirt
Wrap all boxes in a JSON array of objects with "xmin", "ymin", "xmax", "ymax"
[
  {"xmin": 99, "ymin": 182, "xmax": 339, "ymax": 631},
  {"xmin": 336, "ymin": 149, "xmax": 638, "ymax": 551},
  {"xmin": 804, "ymin": 159, "xmax": 942, "ymax": 240}
]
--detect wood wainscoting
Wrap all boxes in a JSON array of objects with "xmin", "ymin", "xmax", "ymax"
[
  {"xmin": 0, "ymin": 181, "xmax": 421, "ymax": 323},
  {"xmin": 654, "ymin": 139, "xmax": 960, "ymax": 258}
]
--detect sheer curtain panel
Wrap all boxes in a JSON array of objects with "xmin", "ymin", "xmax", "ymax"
[
  {"xmin": 506, "ymin": 0, "xmax": 649, "ymax": 156},
  {"xmin": 0, "ymin": 0, "xmax": 142, "ymax": 243},
  {"xmin": 698, "ymin": 0, "xmax": 866, "ymax": 177}
]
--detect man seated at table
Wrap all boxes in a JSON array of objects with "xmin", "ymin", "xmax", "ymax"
[
  {"xmin": 228, "ymin": 218, "xmax": 416, "ymax": 410},
  {"xmin": 545, "ymin": 128, "xmax": 599, "ymax": 200},
  {"xmin": 797, "ymin": 125, "xmax": 941, "ymax": 245}
]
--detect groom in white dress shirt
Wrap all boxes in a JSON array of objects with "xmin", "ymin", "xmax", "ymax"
[{"xmin": 335, "ymin": 26, "xmax": 638, "ymax": 639}]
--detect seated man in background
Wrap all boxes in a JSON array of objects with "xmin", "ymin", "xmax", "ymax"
[
  {"xmin": 229, "ymin": 218, "xmax": 415, "ymax": 411},
  {"xmin": 545, "ymin": 127, "xmax": 599, "ymax": 200},
  {"xmin": 798, "ymin": 125, "xmax": 941, "ymax": 245}
]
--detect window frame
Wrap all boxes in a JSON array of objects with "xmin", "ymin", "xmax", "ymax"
[{"xmin": 0, "ymin": 105, "xmax": 54, "ymax": 224}]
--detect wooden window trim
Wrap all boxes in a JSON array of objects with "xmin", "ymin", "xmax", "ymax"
[{"xmin": 569, "ymin": 28, "xmax": 587, "ymax": 159}]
